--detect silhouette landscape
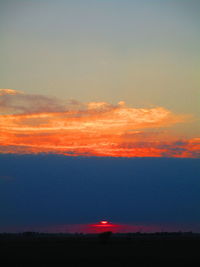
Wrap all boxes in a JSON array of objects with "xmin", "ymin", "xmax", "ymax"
[{"xmin": 1, "ymin": 231, "xmax": 200, "ymax": 266}]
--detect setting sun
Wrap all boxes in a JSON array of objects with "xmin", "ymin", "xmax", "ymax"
[{"xmin": 100, "ymin": 221, "xmax": 108, "ymax": 225}]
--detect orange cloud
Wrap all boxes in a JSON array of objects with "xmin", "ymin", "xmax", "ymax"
[
  {"xmin": 0, "ymin": 89, "xmax": 199, "ymax": 158},
  {"xmin": 0, "ymin": 89, "xmax": 23, "ymax": 96}
]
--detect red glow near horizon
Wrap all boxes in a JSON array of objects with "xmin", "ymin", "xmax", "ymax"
[
  {"xmin": 2, "ymin": 221, "xmax": 198, "ymax": 234},
  {"xmin": 89, "ymin": 221, "xmax": 121, "ymax": 233}
]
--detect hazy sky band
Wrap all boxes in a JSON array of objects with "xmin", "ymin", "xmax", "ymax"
[{"xmin": 0, "ymin": 1, "xmax": 199, "ymax": 114}]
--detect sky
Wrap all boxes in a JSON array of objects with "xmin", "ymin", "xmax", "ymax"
[
  {"xmin": 0, "ymin": 0, "xmax": 200, "ymax": 232},
  {"xmin": 1, "ymin": 155, "xmax": 200, "ymax": 233}
]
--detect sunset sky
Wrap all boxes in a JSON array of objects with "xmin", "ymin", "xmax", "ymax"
[{"xmin": 0, "ymin": 0, "xmax": 200, "ymax": 232}]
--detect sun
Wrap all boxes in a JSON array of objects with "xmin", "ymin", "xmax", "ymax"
[
  {"xmin": 90, "ymin": 220, "xmax": 120, "ymax": 233},
  {"xmin": 100, "ymin": 220, "xmax": 108, "ymax": 225}
]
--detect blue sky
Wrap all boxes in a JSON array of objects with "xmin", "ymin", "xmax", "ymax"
[{"xmin": 0, "ymin": 155, "xmax": 200, "ymax": 232}]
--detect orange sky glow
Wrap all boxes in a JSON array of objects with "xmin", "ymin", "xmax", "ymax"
[{"xmin": 0, "ymin": 89, "xmax": 199, "ymax": 158}]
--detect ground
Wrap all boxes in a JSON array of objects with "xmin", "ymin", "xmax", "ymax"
[{"xmin": 1, "ymin": 232, "xmax": 200, "ymax": 266}]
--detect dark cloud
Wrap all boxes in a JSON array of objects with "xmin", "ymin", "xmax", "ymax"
[{"xmin": 0, "ymin": 92, "xmax": 67, "ymax": 114}]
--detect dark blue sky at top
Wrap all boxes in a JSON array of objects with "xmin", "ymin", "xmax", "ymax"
[{"xmin": 0, "ymin": 154, "xmax": 200, "ymax": 232}]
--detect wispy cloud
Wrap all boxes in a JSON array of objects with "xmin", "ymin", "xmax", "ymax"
[
  {"xmin": 0, "ymin": 89, "xmax": 199, "ymax": 157},
  {"xmin": 0, "ymin": 89, "xmax": 67, "ymax": 114}
]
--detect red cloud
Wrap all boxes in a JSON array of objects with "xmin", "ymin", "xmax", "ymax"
[{"xmin": 0, "ymin": 89, "xmax": 199, "ymax": 158}]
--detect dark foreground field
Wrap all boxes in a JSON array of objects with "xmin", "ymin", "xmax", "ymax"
[{"xmin": 1, "ymin": 232, "xmax": 200, "ymax": 266}]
